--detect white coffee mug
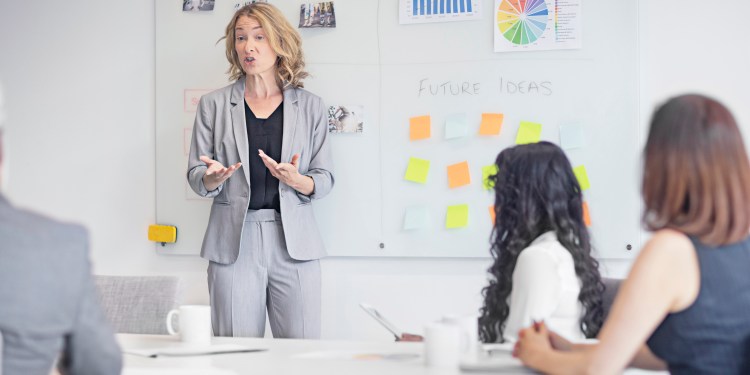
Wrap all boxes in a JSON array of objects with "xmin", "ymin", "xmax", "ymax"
[
  {"xmin": 166, "ymin": 305, "xmax": 212, "ymax": 346},
  {"xmin": 442, "ymin": 314, "xmax": 479, "ymax": 358},
  {"xmin": 423, "ymin": 322, "xmax": 461, "ymax": 367}
]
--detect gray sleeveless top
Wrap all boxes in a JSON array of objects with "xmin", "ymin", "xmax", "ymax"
[{"xmin": 646, "ymin": 235, "xmax": 750, "ymax": 374}]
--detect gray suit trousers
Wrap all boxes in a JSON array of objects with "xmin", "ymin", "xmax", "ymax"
[{"xmin": 208, "ymin": 209, "xmax": 321, "ymax": 339}]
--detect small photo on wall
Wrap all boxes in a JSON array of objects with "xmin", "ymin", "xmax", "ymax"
[
  {"xmin": 183, "ymin": 0, "xmax": 215, "ymax": 11},
  {"xmin": 299, "ymin": 2, "xmax": 336, "ymax": 28},
  {"xmin": 328, "ymin": 105, "xmax": 363, "ymax": 133},
  {"xmin": 235, "ymin": 0, "xmax": 268, "ymax": 9}
]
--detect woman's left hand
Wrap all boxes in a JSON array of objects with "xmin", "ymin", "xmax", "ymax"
[
  {"xmin": 258, "ymin": 149, "xmax": 311, "ymax": 193},
  {"xmin": 514, "ymin": 321, "xmax": 554, "ymax": 369}
]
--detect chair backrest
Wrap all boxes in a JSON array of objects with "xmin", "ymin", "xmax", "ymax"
[
  {"xmin": 602, "ymin": 277, "xmax": 622, "ymax": 320},
  {"xmin": 94, "ymin": 275, "xmax": 183, "ymax": 334}
]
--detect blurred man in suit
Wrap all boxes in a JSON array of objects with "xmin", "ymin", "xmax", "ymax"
[{"xmin": 0, "ymin": 84, "xmax": 122, "ymax": 374}]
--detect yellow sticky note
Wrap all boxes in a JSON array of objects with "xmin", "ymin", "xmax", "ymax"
[
  {"xmin": 515, "ymin": 121, "xmax": 542, "ymax": 144},
  {"xmin": 409, "ymin": 115, "xmax": 431, "ymax": 141},
  {"xmin": 573, "ymin": 165, "xmax": 591, "ymax": 190},
  {"xmin": 479, "ymin": 113, "xmax": 504, "ymax": 136},
  {"xmin": 446, "ymin": 204, "xmax": 469, "ymax": 229},
  {"xmin": 482, "ymin": 164, "xmax": 499, "ymax": 190},
  {"xmin": 404, "ymin": 157, "xmax": 430, "ymax": 184},
  {"xmin": 582, "ymin": 201, "xmax": 592, "ymax": 226},
  {"xmin": 447, "ymin": 161, "xmax": 471, "ymax": 189}
]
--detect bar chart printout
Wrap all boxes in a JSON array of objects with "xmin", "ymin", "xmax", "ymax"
[
  {"xmin": 494, "ymin": 0, "xmax": 582, "ymax": 52},
  {"xmin": 400, "ymin": 0, "xmax": 482, "ymax": 24}
]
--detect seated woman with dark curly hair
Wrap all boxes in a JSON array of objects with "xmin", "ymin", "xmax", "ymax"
[
  {"xmin": 399, "ymin": 142, "xmax": 604, "ymax": 344},
  {"xmin": 477, "ymin": 141, "xmax": 605, "ymax": 344}
]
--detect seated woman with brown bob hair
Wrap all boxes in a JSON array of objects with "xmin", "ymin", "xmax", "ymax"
[{"xmin": 515, "ymin": 94, "xmax": 750, "ymax": 374}]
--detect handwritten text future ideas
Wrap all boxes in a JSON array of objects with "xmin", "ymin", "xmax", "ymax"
[{"xmin": 417, "ymin": 78, "xmax": 553, "ymax": 97}]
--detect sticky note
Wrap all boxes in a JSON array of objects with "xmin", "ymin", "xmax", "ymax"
[
  {"xmin": 489, "ymin": 205, "xmax": 496, "ymax": 225},
  {"xmin": 582, "ymin": 201, "xmax": 592, "ymax": 226},
  {"xmin": 560, "ymin": 123, "xmax": 585, "ymax": 150},
  {"xmin": 403, "ymin": 206, "xmax": 429, "ymax": 230},
  {"xmin": 479, "ymin": 113, "xmax": 504, "ymax": 136},
  {"xmin": 445, "ymin": 113, "xmax": 469, "ymax": 139},
  {"xmin": 446, "ymin": 204, "xmax": 469, "ymax": 229},
  {"xmin": 404, "ymin": 157, "xmax": 430, "ymax": 184},
  {"xmin": 409, "ymin": 115, "xmax": 431, "ymax": 141},
  {"xmin": 447, "ymin": 161, "xmax": 471, "ymax": 189},
  {"xmin": 515, "ymin": 121, "xmax": 542, "ymax": 144},
  {"xmin": 573, "ymin": 165, "xmax": 591, "ymax": 190},
  {"xmin": 482, "ymin": 164, "xmax": 499, "ymax": 190}
]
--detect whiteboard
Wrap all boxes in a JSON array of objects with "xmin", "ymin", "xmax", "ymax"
[{"xmin": 155, "ymin": 0, "xmax": 639, "ymax": 259}]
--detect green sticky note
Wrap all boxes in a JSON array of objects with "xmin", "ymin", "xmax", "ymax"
[
  {"xmin": 573, "ymin": 165, "xmax": 591, "ymax": 190},
  {"xmin": 515, "ymin": 121, "xmax": 542, "ymax": 144},
  {"xmin": 404, "ymin": 157, "xmax": 430, "ymax": 184},
  {"xmin": 482, "ymin": 165, "xmax": 499, "ymax": 190},
  {"xmin": 446, "ymin": 204, "xmax": 469, "ymax": 229}
]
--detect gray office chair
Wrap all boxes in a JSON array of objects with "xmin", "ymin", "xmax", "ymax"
[
  {"xmin": 94, "ymin": 275, "xmax": 183, "ymax": 334},
  {"xmin": 602, "ymin": 277, "xmax": 622, "ymax": 320}
]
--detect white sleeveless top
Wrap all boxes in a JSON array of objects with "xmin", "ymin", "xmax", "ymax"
[{"xmin": 503, "ymin": 231, "xmax": 585, "ymax": 343}]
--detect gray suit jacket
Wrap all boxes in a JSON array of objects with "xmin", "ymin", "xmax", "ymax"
[
  {"xmin": 0, "ymin": 195, "xmax": 122, "ymax": 375},
  {"xmin": 187, "ymin": 80, "xmax": 334, "ymax": 264}
]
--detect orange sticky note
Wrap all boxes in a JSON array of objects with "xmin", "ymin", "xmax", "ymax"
[
  {"xmin": 479, "ymin": 113, "xmax": 504, "ymax": 136},
  {"xmin": 409, "ymin": 115, "xmax": 431, "ymax": 140},
  {"xmin": 489, "ymin": 205, "xmax": 496, "ymax": 225},
  {"xmin": 582, "ymin": 201, "xmax": 592, "ymax": 226},
  {"xmin": 447, "ymin": 161, "xmax": 471, "ymax": 189}
]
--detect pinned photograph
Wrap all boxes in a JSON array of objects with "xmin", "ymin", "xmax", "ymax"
[
  {"xmin": 235, "ymin": 0, "xmax": 267, "ymax": 9},
  {"xmin": 299, "ymin": 2, "xmax": 336, "ymax": 28},
  {"xmin": 328, "ymin": 105, "xmax": 363, "ymax": 133},
  {"xmin": 183, "ymin": 0, "xmax": 215, "ymax": 11}
]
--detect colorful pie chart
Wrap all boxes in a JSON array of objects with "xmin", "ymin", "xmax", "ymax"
[{"xmin": 497, "ymin": 0, "xmax": 549, "ymax": 45}]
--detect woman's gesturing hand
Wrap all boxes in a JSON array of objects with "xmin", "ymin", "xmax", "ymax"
[
  {"xmin": 258, "ymin": 149, "xmax": 314, "ymax": 195},
  {"xmin": 200, "ymin": 155, "xmax": 242, "ymax": 191}
]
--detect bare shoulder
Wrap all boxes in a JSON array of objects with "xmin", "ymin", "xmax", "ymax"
[
  {"xmin": 640, "ymin": 229, "xmax": 695, "ymax": 260},
  {"xmin": 636, "ymin": 229, "xmax": 700, "ymax": 311}
]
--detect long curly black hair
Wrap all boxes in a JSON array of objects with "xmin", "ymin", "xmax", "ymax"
[{"xmin": 478, "ymin": 141, "xmax": 604, "ymax": 343}]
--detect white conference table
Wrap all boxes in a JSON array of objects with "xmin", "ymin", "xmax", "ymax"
[
  {"xmin": 119, "ymin": 334, "xmax": 663, "ymax": 375},
  {"xmin": 118, "ymin": 333, "xmax": 531, "ymax": 375}
]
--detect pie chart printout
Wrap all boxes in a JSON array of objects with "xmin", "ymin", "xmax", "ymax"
[{"xmin": 497, "ymin": 0, "xmax": 548, "ymax": 45}]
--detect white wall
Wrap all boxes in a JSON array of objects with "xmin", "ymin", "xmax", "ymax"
[{"xmin": 1, "ymin": 0, "xmax": 747, "ymax": 341}]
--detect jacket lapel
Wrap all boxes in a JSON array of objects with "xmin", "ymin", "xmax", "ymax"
[
  {"xmin": 230, "ymin": 79, "xmax": 250, "ymax": 187},
  {"xmin": 281, "ymin": 86, "xmax": 299, "ymax": 164}
]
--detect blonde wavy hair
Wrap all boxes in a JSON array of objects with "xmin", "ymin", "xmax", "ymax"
[{"xmin": 222, "ymin": 3, "xmax": 309, "ymax": 88}]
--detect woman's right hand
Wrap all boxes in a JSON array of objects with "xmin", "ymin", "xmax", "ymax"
[
  {"xmin": 200, "ymin": 155, "xmax": 241, "ymax": 192},
  {"xmin": 397, "ymin": 333, "xmax": 424, "ymax": 342},
  {"xmin": 548, "ymin": 330, "xmax": 573, "ymax": 351}
]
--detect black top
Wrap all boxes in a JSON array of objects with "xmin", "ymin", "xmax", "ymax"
[
  {"xmin": 646, "ymin": 235, "xmax": 750, "ymax": 374},
  {"xmin": 245, "ymin": 100, "xmax": 284, "ymax": 211}
]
